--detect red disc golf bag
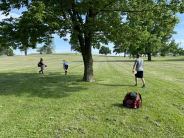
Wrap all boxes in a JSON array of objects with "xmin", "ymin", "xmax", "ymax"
[
  {"xmin": 123, "ymin": 92, "xmax": 142, "ymax": 109},
  {"xmin": 38, "ymin": 62, "xmax": 41, "ymax": 67}
]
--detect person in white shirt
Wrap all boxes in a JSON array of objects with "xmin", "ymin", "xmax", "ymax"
[{"xmin": 132, "ymin": 54, "xmax": 146, "ymax": 88}]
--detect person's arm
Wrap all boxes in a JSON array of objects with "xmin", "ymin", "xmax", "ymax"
[
  {"xmin": 133, "ymin": 60, "xmax": 137, "ymax": 72},
  {"xmin": 133, "ymin": 64, "xmax": 136, "ymax": 72},
  {"xmin": 142, "ymin": 60, "xmax": 144, "ymax": 69}
]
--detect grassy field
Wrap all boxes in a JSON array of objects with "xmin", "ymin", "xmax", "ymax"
[{"xmin": 0, "ymin": 53, "xmax": 184, "ymax": 138}]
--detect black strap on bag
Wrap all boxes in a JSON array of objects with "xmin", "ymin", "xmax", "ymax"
[{"xmin": 139, "ymin": 93, "xmax": 142, "ymax": 107}]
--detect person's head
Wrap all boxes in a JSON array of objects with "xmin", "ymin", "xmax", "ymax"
[
  {"xmin": 136, "ymin": 54, "xmax": 140, "ymax": 58},
  {"xmin": 63, "ymin": 60, "xmax": 68, "ymax": 62},
  {"xmin": 40, "ymin": 58, "xmax": 43, "ymax": 61}
]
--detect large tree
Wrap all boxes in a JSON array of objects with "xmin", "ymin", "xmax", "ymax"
[
  {"xmin": 122, "ymin": 10, "xmax": 180, "ymax": 60},
  {"xmin": 0, "ymin": 0, "xmax": 184, "ymax": 81},
  {"xmin": 0, "ymin": 15, "xmax": 38, "ymax": 55}
]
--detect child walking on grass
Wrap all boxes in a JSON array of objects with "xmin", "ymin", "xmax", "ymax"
[
  {"xmin": 63, "ymin": 60, "xmax": 69, "ymax": 75},
  {"xmin": 39, "ymin": 58, "xmax": 45, "ymax": 74}
]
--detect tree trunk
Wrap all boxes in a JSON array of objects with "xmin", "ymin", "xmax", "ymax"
[
  {"xmin": 81, "ymin": 36, "xmax": 95, "ymax": 82},
  {"xmin": 82, "ymin": 52, "xmax": 95, "ymax": 82},
  {"xmin": 72, "ymin": 7, "xmax": 95, "ymax": 82},
  {"xmin": 148, "ymin": 53, "xmax": 151, "ymax": 61},
  {"xmin": 124, "ymin": 49, "xmax": 126, "ymax": 57},
  {"xmin": 25, "ymin": 48, "xmax": 27, "ymax": 56}
]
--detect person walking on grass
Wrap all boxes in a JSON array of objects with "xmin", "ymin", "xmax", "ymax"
[
  {"xmin": 39, "ymin": 58, "xmax": 45, "ymax": 74},
  {"xmin": 132, "ymin": 54, "xmax": 146, "ymax": 88},
  {"xmin": 63, "ymin": 60, "xmax": 68, "ymax": 75}
]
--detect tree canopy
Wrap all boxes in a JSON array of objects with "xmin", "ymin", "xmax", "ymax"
[
  {"xmin": 37, "ymin": 37, "xmax": 56, "ymax": 54},
  {"xmin": 99, "ymin": 46, "xmax": 111, "ymax": 55},
  {"xmin": 0, "ymin": 0, "xmax": 184, "ymax": 81},
  {"xmin": 0, "ymin": 43, "xmax": 14, "ymax": 56}
]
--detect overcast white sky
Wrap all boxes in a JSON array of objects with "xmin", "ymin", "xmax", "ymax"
[{"xmin": 0, "ymin": 7, "xmax": 184, "ymax": 56}]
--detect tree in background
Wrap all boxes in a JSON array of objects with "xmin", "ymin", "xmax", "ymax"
[
  {"xmin": 113, "ymin": 45, "xmax": 127, "ymax": 57},
  {"xmin": 0, "ymin": 43, "xmax": 14, "ymax": 56},
  {"xmin": 42, "ymin": 37, "xmax": 55, "ymax": 54},
  {"xmin": 19, "ymin": 46, "xmax": 28, "ymax": 56},
  {"xmin": 0, "ymin": 15, "xmax": 38, "ymax": 55},
  {"xmin": 37, "ymin": 37, "xmax": 55, "ymax": 54},
  {"xmin": 176, "ymin": 47, "xmax": 184, "ymax": 56},
  {"xmin": 36, "ymin": 46, "xmax": 45, "ymax": 54},
  {"xmin": 126, "ymin": 10, "xmax": 180, "ymax": 61},
  {"xmin": 160, "ymin": 39, "xmax": 179, "ymax": 56},
  {"xmin": 166, "ymin": 39, "xmax": 184, "ymax": 56},
  {"xmin": 0, "ymin": 44, "xmax": 5, "ymax": 55},
  {"xmin": 4, "ymin": 48, "xmax": 14, "ymax": 56},
  {"xmin": 99, "ymin": 46, "xmax": 111, "ymax": 55},
  {"xmin": 0, "ymin": 0, "xmax": 184, "ymax": 81}
]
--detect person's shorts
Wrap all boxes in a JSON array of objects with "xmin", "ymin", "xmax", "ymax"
[
  {"xmin": 135, "ymin": 71, "xmax": 143, "ymax": 78},
  {"xmin": 65, "ymin": 65, "xmax": 68, "ymax": 70}
]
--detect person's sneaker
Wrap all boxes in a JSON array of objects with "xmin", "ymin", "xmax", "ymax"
[
  {"xmin": 39, "ymin": 71, "xmax": 41, "ymax": 74},
  {"xmin": 65, "ymin": 71, "xmax": 67, "ymax": 75},
  {"xmin": 141, "ymin": 84, "xmax": 146, "ymax": 88},
  {"xmin": 134, "ymin": 84, "xmax": 137, "ymax": 86}
]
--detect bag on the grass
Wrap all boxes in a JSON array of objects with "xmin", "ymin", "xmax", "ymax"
[
  {"xmin": 38, "ymin": 62, "xmax": 41, "ymax": 67},
  {"xmin": 123, "ymin": 92, "xmax": 142, "ymax": 109}
]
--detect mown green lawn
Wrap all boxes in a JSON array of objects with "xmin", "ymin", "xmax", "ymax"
[{"xmin": 0, "ymin": 54, "xmax": 184, "ymax": 138}]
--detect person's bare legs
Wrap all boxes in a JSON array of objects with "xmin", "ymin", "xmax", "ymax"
[
  {"xmin": 141, "ymin": 78, "xmax": 146, "ymax": 88},
  {"xmin": 141, "ymin": 78, "xmax": 145, "ymax": 85},
  {"xmin": 65, "ymin": 69, "xmax": 67, "ymax": 75},
  {"xmin": 135, "ymin": 77, "xmax": 138, "ymax": 85}
]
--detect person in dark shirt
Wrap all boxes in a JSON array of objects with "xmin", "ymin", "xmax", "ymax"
[{"xmin": 39, "ymin": 58, "xmax": 45, "ymax": 74}]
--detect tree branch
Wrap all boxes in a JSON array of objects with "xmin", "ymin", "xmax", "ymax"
[
  {"xmin": 69, "ymin": 1, "xmax": 85, "ymax": 54},
  {"xmin": 100, "ymin": 9, "xmax": 150, "ymax": 12},
  {"xmin": 94, "ymin": 0, "xmax": 115, "ymax": 16},
  {"xmin": 60, "ymin": 0, "xmax": 68, "ymax": 20},
  {"xmin": 76, "ymin": 12, "xmax": 83, "ymax": 25}
]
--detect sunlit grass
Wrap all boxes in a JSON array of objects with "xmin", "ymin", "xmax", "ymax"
[{"xmin": 0, "ymin": 54, "xmax": 184, "ymax": 137}]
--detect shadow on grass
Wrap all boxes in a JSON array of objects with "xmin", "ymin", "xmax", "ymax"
[
  {"xmin": 111, "ymin": 103, "xmax": 132, "ymax": 109},
  {"xmin": 101, "ymin": 84, "xmax": 133, "ymax": 87},
  {"xmin": 73, "ymin": 60, "xmax": 135, "ymax": 62},
  {"xmin": 161, "ymin": 58, "xmax": 184, "ymax": 61},
  {"xmin": 0, "ymin": 72, "xmax": 87, "ymax": 98}
]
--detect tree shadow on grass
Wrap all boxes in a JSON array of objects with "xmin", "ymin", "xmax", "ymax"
[
  {"xmin": 101, "ymin": 84, "xmax": 133, "ymax": 87},
  {"xmin": 160, "ymin": 58, "xmax": 184, "ymax": 61},
  {"xmin": 73, "ymin": 60, "xmax": 135, "ymax": 62},
  {"xmin": 0, "ymin": 72, "xmax": 87, "ymax": 98}
]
